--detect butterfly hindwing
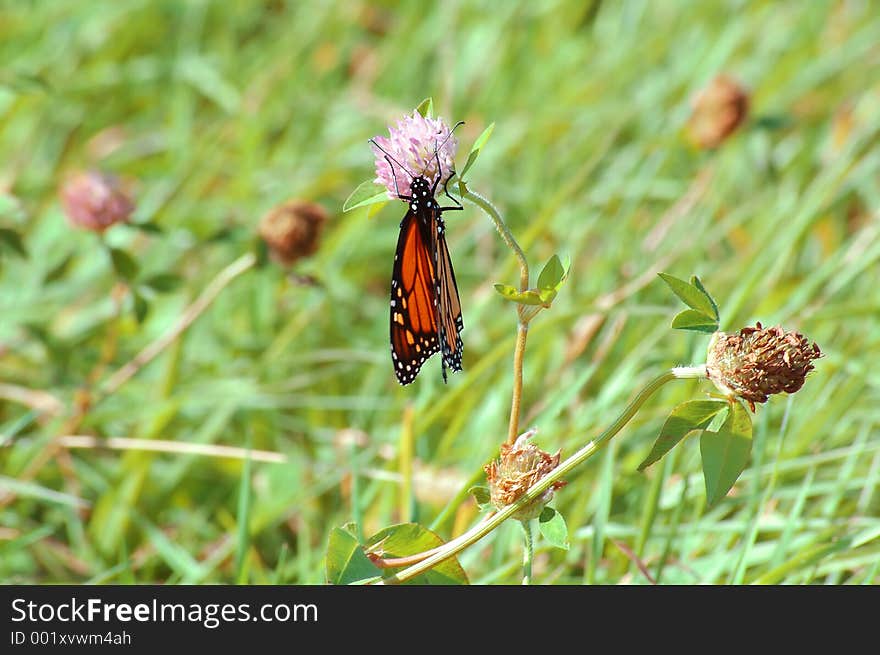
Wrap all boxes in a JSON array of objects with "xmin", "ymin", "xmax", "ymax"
[{"xmin": 434, "ymin": 214, "xmax": 464, "ymax": 377}]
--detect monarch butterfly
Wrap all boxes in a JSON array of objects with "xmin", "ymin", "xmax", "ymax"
[{"xmin": 370, "ymin": 132, "xmax": 464, "ymax": 385}]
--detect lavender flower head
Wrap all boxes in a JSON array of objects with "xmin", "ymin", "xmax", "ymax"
[{"xmin": 371, "ymin": 111, "xmax": 458, "ymax": 199}]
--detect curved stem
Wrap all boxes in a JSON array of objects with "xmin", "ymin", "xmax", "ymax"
[
  {"xmin": 378, "ymin": 365, "xmax": 706, "ymax": 584},
  {"xmin": 463, "ymin": 188, "xmax": 528, "ymax": 292},
  {"xmin": 521, "ymin": 520, "xmax": 534, "ymax": 585},
  {"xmin": 462, "ymin": 187, "xmax": 531, "ymax": 445}
]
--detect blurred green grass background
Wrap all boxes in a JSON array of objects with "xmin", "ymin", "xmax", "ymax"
[{"xmin": 1, "ymin": 0, "xmax": 878, "ymax": 584}]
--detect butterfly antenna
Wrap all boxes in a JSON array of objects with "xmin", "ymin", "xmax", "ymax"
[
  {"xmin": 420, "ymin": 120, "xmax": 465, "ymax": 181},
  {"xmin": 435, "ymin": 121, "xmax": 464, "ymax": 153},
  {"xmin": 369, "ymin": 138, "xmax": 416, "ymax": 180}
]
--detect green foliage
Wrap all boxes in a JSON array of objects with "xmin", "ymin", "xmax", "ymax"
[
  {"xmin": 326, "ymin": 522, "xmax": 468, "ymax": 584},
  {"xmin": 325, "ymin": 525, "xmax": 382, "ymax": 585},
  {"xmin": 494, "ymin": 254, "xmax": 570, "ymax": 309},
  {"xmin": 535, "ymin": 253, "xmax": 570, "ymax": 307},
  {"xmin": 638, "ymin": 400, "xmax": 729, "ymax": 471},
  {"xmin": 670, "ymin": 308, "xmax": 719, "ymax": 333},
  {"xmin": 131, "ymin": 289, "xmax": 149, "ymax": 324},
  {"xmin": 43, "ymin": 253, "xmax": 74, "ymax": 285},
  {"xmin": 415, "ymin": 97, "xmax": 434, "ymax": 118},
  {"xmin": 538, "ymin": 508, "xmax": 569, "ymax": 551},
  {"xmin": 493, "ymin": 283, "xmax": 546, "ymax": 306},
  {"xmin": 537, "ymin": 255, "xmax": 566, "ymax": 291},
  {"xmin": 0, "ymin": 227, "xmax": 27, "ymax": 258},
  {"xmin": 700, "ymin": 401, "xmax": 753, "ymax": 506},
  {"xmin": 659, "ymin": 273, "xmax": 720, "ymax": 333},
  {"xmin": 458, "ymin": 122, "xmax": 495, "ymax": 184},
  {"xmin": 142, "ymin": 273, "xmax": 183, "ymax": 293},
  {"xmin": 131, "ymin": 221, "xmax": 163, "ymax": 235},
  {"xmin": 364, "ymin": 523, "xmax": 468, "ymax": 584},
  {"xmin": 691, "ymin": 276, "xmax": 719, "ymax": 321},
  {"xmin": 641, "ymin": 398, "xmax": 753, "ymax": 506},
  {"xmin": 108, "ymin": 246, "xmax": 139, "ymax": 281},
  {"xmin": 343, "ymin": 180, "xmax": 388, "ymax": 212},
  {"xmin": 469, "ymin": 485, "xmax": 492, "ymax": 509}
]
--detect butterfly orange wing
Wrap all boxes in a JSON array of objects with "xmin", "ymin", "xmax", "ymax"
[{"xmin": 390, "ymin": 208, "xmax": 441, "ymax": 385}]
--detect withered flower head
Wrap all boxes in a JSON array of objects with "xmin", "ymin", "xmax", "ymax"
[
  {"xmin": 687, "ymin": 74, "xmax": 750, "ymax": 149},
  {"xmin": 60, "ymin": 171, "xmax": 135, "ymax": 233},
  {"xmin": 484, "ymin": 431, "xmax": 566, "ymax": 521},
  {"xmin": 706, "ymin": 322, "xmax": 822, "ymax": 412},
  {"xmin": 258, "ymin": 200, "xmax": 328, "ymax": 266}
]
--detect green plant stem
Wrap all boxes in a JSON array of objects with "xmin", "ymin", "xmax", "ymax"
[
  {"xmin": 463, "ymin": 188, "xmax": 528, "ymax": 292},
  {"xmin": 462, "ymin": 187, "xmax": 530, "ymax": 445},
  {"xmin": 508, "ymin": 321, "xmax": 528, "ymax": 444},
  {"xmin": 378, "ymin": 365, "xmax": 707, "ymax": 584},
  {"xmin": 520, "ymin": 520, "xmax": 533, "ymax": 585}
]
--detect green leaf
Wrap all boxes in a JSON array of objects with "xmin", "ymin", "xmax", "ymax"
[
  {"xmin": 143, "ymin": 273, "xmax": 182, "ymax": 293},
  {"xmin": 537, "ymin": 287, "xmax": 558, "ymax": 306},
  {"xmin": 132, "ymin": 290, "xmax": 149, "ymax": 324},
  {"xmin": 132, "ymin": 221, "xmax": 163, "ymax": 234},
  {"xmin": 206, "ymin": 226, "xmax": 240, "ymax": 243},
  {"xmin": 750, "ymin": 539, "xmax": 852, "ymax": 585},
  {"xmin": 415, "ymin": 97, "xmax": 433, "ymax": 118},
  {"xmin": 253, "ymin": 236, "xmax": 269, "ymax": 268},
  {"xmin": 1, "ymin": 72, "xmax": 52, "ymax": 94},
  {"xmin": 43, "ymin": 253, "xmax": 74, "ymax": 285},
  {"xmin": 671, "ymin": 309, "xmax": 719, "ymax": 333},
  {"xmin": 535, "ymin": 254, "xmax": 571, "ymax": 308},
  {"xmin": 364, "ymin": 523, "xmax": 468, "ymax": 584},
  {"xmin": 468, "ymin": 485, "xmax": 491, "ymax": 506},
  {"xmin": 700, "ymin": 401, "xmax": 753, "ymax": 505},
  {"xmin": 658, "ymin": 273, "xmax": 717, "ymax": 319},
  {"xmin": 325, "ymin": 526, "xmax": 381, "ymax": 585},
  {"xmin": 177, "ymin": 54, "xmax": 241, "ymax": 114},
  {"xmin": 494, "ymin": 284, "xmax": 545, "ymax": 306},
  {"xmin": 366, "ymin": 199, "xmax": 389, "ymax": 220},
  {"xmin": 638, "ymin": 400, "xmax": 729, "ymax": 471},
  {"xmin": 691, "ymin": 275, "xmax": 719, "ymax": 321},
  {"xmin": 343, "ymin": 179, "xmax": 389, "ymax": 213},
  {"xmin": 537, "ymin": 254, "xmax": 565, "ymax": 290},
  {"xmin": 109, "ymin": 247, "xmax": 139, "ymax": 281},
  {"xmin": 752, "ymin": 114, "xmax": 793, "ymax": 132},
  {"xmin": 458, "ymin": 122, "xmax": 495, "ymax": 181},
  {"xmin": 22, "ymin": 323, "xmax": 53, "ymax": 349},
  {"xmin": 538, "ymin": 507, "xmax": 569, "ymax": 551},
  {"xmin": 136, "ymin": 516, "xmax": 207, "ymax": 581},
  {"xmin": 0, "ymin": 227, "xmax": 27, "ymax": 258}
]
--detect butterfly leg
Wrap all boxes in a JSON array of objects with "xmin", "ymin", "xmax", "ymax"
[
  {"xmin": 441, "ymin": 172, "xmax": 463, "ymax": 212},
  {"xmin": 430, "ymin": 143, "xmax": 463, "ymax": 213}
]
